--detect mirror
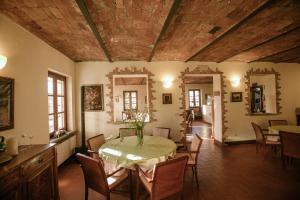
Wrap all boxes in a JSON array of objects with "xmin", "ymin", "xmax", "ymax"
[
  {"xmin": 245, "ymin": 68, "xmax": 281, "ymax": 115},
  {"xmin": 112, "ymin": 74, "xmax": 150, "ymax": 122}
]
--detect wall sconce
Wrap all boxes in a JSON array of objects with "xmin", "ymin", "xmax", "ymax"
[
  {"xmin": 162, "ymin": 75, "xmax": 173, "ymax": 89},
  {"xmin": 230, "ymin": 75, "xmax": 241, "ymax": 88},
  {"xmin": 0, "ymin": 55, "xmax": 7, "ymax": 70}
]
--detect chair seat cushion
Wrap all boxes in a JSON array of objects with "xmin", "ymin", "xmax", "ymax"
[
  {"xmin": 175, "ymin": 152, "xmax": 195, "ymax": 165},
  {"xmin": 266, "ymin": 140, "xmax": 281, "ymax": 145},
  {"xmin": 138, "ymin": 171, "xmax": 153, "ymax": 193},
  {"xmin": 107, "ymin": 168, "xmax": 128, "ymax": 190}
]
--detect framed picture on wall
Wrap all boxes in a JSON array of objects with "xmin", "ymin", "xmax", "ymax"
[
  {"xmin": 82, "ymin": 84, "xmax": 104, "ymax": 111},
  {"xmin": 0, "ymin": 77, "xmax": 14, "ymax": 131},
  {"xmin": 231, "ymin": 92, "xmax": 243, "ymax": 102},
  {"xmin": 162, "ymin": 93, "xmax": 172, "ymax": 104}
]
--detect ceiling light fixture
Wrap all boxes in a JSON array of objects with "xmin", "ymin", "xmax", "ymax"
[
  {"xmin": 0, "ymin": 55, "xmax": 7, "ymax": 70},
  {"xmin": 163, "ymin": 75, "xmax": 173, "ymax": 89},
  {"xmin": 230, "ymin": 75, "xmax": 241, "ymax": 87}
]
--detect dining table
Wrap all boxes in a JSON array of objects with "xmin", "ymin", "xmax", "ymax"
[
  {"xmin": 268, "ymin": 125, "xmax": 300, "ymax": 135},
  {"xmin": 99, "ymin": 135, "xmax": 177, "ymax": 172}
]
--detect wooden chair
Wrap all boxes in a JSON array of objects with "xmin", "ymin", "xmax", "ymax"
[
  {"xmin": 76, "ymin": 153, "xmax": 132, "ymax": 200},
  {"xmin": 176, "ymin": 133, "xmax": 203, "ymax": 187},
  {"xmin": 251, "ymin": 122, "xmax": 280, "ymax": 157},
  {"xmin": 135, "ymin": 155, "xmax": 189, "ymax": 200},
  {"xmin": 119, "ymin": 128, "xmax": 137, "ymax": 138},
  {"xmin": 87, "ymin": 134, "xmax": 106, "ymax": 159},
  {"xmin": 152, "ymin": 127, "xmax": 171, "ymax": 138},
  {"xmin": 268, "ymin": 120, "xmax": 288, "ymax": 126},
  {"xmin": 279, "ymin": 131, "xmax": 300, "ymax": 168}
]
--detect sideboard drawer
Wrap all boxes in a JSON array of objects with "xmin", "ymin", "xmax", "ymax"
[
  {"xmin": 22, "ymin": 148, "xmax": 54, "ymax": 176},
  {"xmin": 0, "ymin": 168, "xmax": 21, "ymax": 193}
]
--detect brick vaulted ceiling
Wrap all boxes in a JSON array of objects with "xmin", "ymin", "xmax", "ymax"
[{"xmin": 0, "ymin": 0, "xmax": 300, "ymax": 63}]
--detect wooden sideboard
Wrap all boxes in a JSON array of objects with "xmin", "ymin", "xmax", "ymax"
[{"xmin": 0, "ymin": 144, "xmax": 59, "ymax": 200}]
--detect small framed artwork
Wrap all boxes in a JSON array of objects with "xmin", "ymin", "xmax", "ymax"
[
  {"xmin": 0, "ymin": 77, "xmax": 14, "ymax": 131},
  {"xmin": 231, "ymin": 92, "xmax": 243, "ymax": 102},
  {"xmin": 82, "ymin": 84, "xmax": 104, "ymax": 111},
  {"xmin": 162, "ymin": 93, "xmax": 172, "ymax": 104}
]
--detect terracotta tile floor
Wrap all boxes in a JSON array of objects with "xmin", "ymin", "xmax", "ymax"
[{"xmin": 58, "ymin": 140, "xmax": 300, "ymax": 200}]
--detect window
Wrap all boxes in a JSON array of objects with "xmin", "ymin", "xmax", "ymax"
[
  {"xmin": 123, "ymin": 91, "xmax": 138, "ymax": 111},
  {"xmin": 189, "ymin": 89, "xmax": 200, "ymax": 108},
  {"xmin": 48, "ymin": 72, "xmax": 67, "ymax": 137}
]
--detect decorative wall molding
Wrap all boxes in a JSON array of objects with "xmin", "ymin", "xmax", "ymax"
[
  {"xmin": 106, "ymin": 67, "xmax": 156, "ymax": 123},
  {"xmin": 178, "ymin": 66, "xmax": 227, "ymax": 142},
  {"xmin": 244, "ymin": 68, "xmax": 281, "ymax": 115}
]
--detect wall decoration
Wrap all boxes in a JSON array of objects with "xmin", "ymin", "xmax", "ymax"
[
  {"xmin": 231, "ymin": 92, "xmax": 242, "ymax": 102},
  {"xmin": 162, "ymin": 93, "xmax": 172, "ymax": 104},
  {"xmin": 0, "ymin": 77, "xmax": 14, "ymax": 131},
  {"xmin": 83, "ymin": 84, "xmax": 104, "ymax": 111}
]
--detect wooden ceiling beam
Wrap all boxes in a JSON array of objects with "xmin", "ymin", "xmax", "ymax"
[
  {"xmin": 278, "ymin": 56, "xmax": 300, "ymax": 63},
  {"xmin": 147, "ymin": 0, "xmax": 182, "ymax": 62},
  {"xmin": 75, "ymin": 0, "xmax": 112, "ymax": 62},
  {"xmin": 251, "ymin": 45, "xmax": 300, "ymax": 62},
  {"xmin": 185, "ymin": 0, "xmax": 274, "ymax": 62},
  {"xmin": 220, "ymin": 25, "xmax": 300, "ymax": 62}
]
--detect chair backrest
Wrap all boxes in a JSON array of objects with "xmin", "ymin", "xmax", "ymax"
[
  {"xmin": 251, "ymin": 122, "xmax": 265, "ymax": 144},
  {"xmin": 279, "ymin": 131, "xmax": 300, "ymax": 159},
  {"xmin": 269, "ymin": 120, "xmax": 288, "ymax": 126},
  {"xmin": 152, "ymin": 127, "xmax": 171, "ymax": 138},
  {"xmin": 76, "ymin": 153, "xmax": 109, "ymax": 196},
  {"xmin": 119, "ymin": 128, "xmax": 137, "ymax": 137},
  {"xmin": 87, "ymin": 134, "xmax": 105, "ymax": 158},
  {"xmin": 151, "ymin": 156, "xmax": 189, "ymax": 200},
  {"xmin": 190, "ymin": 133, "xmax": 203, "ymax": 163}
]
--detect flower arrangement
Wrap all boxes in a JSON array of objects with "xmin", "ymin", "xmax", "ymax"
[{"xmin": 126, "ymin": 111, "xmax": 149, "ymax": 145}]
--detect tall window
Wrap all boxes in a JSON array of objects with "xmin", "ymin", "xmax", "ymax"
[
  {"xmin": 189, "ymin": 89, "xmax": 200, "ymax": 108},
  {"xmin": 48, "ymin": 72, "xmax": 67, "ymax": 137},
  {"xmin": 123, "ymin": 91, "xmax": 137, "ymax": 111}
]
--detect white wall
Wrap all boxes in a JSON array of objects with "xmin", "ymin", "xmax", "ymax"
[
  {"xmin": 76, "ymin": 61, "xmax": 300, "ymax": 143},
  {"xmin": 0, "ymin": 14, "xmax": 76, "ymax": 144}
]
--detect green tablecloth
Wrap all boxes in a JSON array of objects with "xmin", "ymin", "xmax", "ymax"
[
  {"xmin": 269, "ymin": 125, "xmax": 300, "ymax": 135},
  {"xmin": 99, "ymin": 136, "xmax": 176, "ymax": 170}
]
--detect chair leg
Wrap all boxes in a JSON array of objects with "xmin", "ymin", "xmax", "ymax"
[
  {"xmin": 129, "ymin": 170, "xmax": 133, "ymax": 200},
  {"xmin": 106, "ymin": 194, "xmax": 110, "ymax": 200},
  {"xmin": 194, "ymin": 166, "xmax": 199, "ymax": 188},
  {"xmin": 136, "ymin": 175, "xmax": 140, "ymax": 200},
  {"xmin": 191, "ymin": 166, "xmax": 195, "ymax": 176},
  {"xmin": 85, "ymin": 185, "xmax": 88, "ymax": 200},
  {"xmin": 281, "ymin": 155, "xmax": 285, "ymax": 168},
  {"xmin": 181, "ymin": 191, "xmax": 184, "ymax": 200}
]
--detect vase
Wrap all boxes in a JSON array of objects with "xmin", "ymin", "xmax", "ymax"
[{"xmin": 137, "ymin": 129, "xmax": 144, "ymax": 146}]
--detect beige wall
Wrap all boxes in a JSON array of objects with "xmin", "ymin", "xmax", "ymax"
[
  {"xmin": 0, "ymin": 14, "xmax": 76, "ymax": 144},
  {"xmin": 76, "ymin": 61, "xmax": 300, "ymax": 143}
]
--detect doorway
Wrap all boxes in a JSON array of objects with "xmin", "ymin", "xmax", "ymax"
[
  {"xmin": 179, "ymin": 67, "xmax": 225, "ymax": 144},
  {"xmin": 184, "ymin": 76, "xmax": 213, "ymax": 139}
]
